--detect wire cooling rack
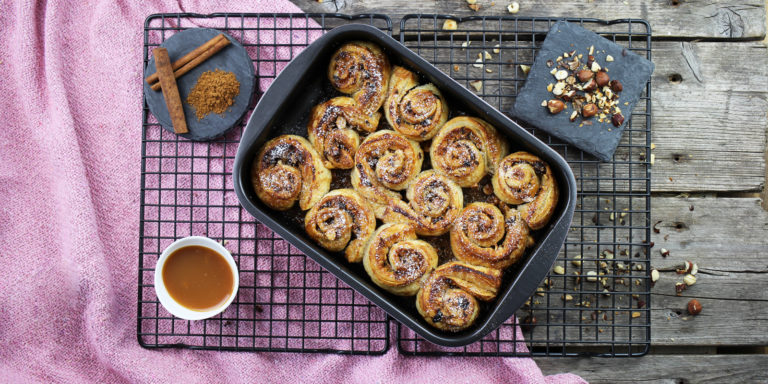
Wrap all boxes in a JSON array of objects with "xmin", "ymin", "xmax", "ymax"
[{"xmin": 138, "ymin": 13, "xmax": 651, "ymax": 357}]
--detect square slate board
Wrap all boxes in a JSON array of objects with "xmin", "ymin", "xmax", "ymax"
[{"xmin": 511, "ymin": 21, "xmax": 654, "ymax": 161}]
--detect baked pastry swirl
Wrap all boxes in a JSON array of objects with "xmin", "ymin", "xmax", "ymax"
[
  {"xmin": 384, "ymin": 66, "xmax": 449, "ymax": 141},
  {"xmin": 307, "ymin": 97, "xmax": 380, "ymax": 169},
  {"xmin": 450, "ymin": 202, "xmax": 534, "ymax": 270},
  {"xmin": 351, "ymin": 130, "xmax": 424, "ymax": 213},
  {"xmin": 304, "ymin": 189, "xmax": 376, "ymax": 263},
  {"xmin": 381, "ymin": 170, "xmax": 463, "ymax": 236},
  {"xmin": 362, "ymin": 223, "xmax": 439, "ymax": 296},
  {"xmin": 429, "ymin": 116, "xmax": 508, "ymax": 187},
  {"xmin": 416, "ymin": 261, "xmax": 502, "ymax": 332},
  {"xmin": 328, "ymin": 41, "xmax": 391, "ymax": 115},
  {"xmin": 252, "ymin": 135, "xmax": 331, "ymax": 211},
  {"xmin": 492, "ymin": 151, "xmax": 559, "ymax": 230}
]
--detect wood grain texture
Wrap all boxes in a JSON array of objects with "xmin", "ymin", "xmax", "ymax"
[
  {"xmin": 298, "ymin": 0, "xmax": 767, "ymax": 39},
  {"xmin": 535, "ymin": 354, "xmax": 768, "ymax": 383}
]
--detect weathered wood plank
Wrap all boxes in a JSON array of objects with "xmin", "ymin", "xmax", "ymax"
[
  {"xmin": 535, "ymin": 354, "xmax": 768, "ymax": 383},
  {"xmin": 297, "ymin": 0, "xmax": 767, "ymax": 39}
]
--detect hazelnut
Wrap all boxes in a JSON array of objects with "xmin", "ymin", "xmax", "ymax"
[
  {"xmin": 582, "ymin": 103, "xmax": 598, "ymax": 118},
  {"xmin": 571, "ymin": 255, "xmax": 582, "ymax": 267},
  {"xmin": 651, "ymin": 268, "xmax": 659, "ymax": 282},
  {"xmin": 582, "ymin": 78, "xmax": 597, "ymax": 92},
  {"xmin": 587, "ymin": 55, "xmax": 595, "ymax": 67},
  {"xmin": 553, "ymin": 265, "xmax": 565, "ymax": 275},
  {"xmin": 675, "ymin": 282, "xmax": 687, "ymax": 296},
  {"xmin": 547, "ymin": 99, "xmax": 565, "ymax": 114},
  {"xmin": 586, "ymin": 270, "xmax": 598, "ymax": 282},
  {"xmin": 687, "ymin": 299, "xmax": 702, "ymax": 315},
  {"xmin": 569, "ymin": 110, "xmax": 578, "ymax": 122},
  {"xmin": 595, "ymin": 71, "xmax": 610, "ymax": 87},
  {"xmin": 554, "ymin": 70, "xmax": 568, "ymax": 80},
  {"xmin": 521, "ymin": 315, "xmax": 537, "ymax": 332},
  {"xmin": 507, "ymin": 2, "xmax": 520, "ymax": 13},
  {"xmin": 611, "ymin": 113, "xmax": 625, "ymax": 127},
  {"xmin": 660, "ymin": 248, "xmax": 670, "ymax": 257},
  {"xmin": 442, "ymin": 20, "xmax": 458, "ymax": 30},
  {"xmin": 610, "ymin": 79, "xmax": 623, "ymax": 92},
  {"xmin": 577, "ymin": 69, "xmax": 594, "ymax": 82},
  {"xmin": 683, "ymin": 274, "xmax": 697, "ymax": 286}
]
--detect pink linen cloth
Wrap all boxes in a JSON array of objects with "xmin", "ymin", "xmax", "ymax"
[{"xmin": 0, "ymin": 0, "xmax": 586, "ymax": 382}]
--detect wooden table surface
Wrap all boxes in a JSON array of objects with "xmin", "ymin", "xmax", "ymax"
[{"xmin": 295, "ymin": 1, "xmax": 768, "ymax": 382}]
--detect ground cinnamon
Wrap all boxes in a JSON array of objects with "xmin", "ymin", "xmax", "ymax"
[{"xmin": 186, "ymin": 69, "xmax": 240, "ymax": 120}]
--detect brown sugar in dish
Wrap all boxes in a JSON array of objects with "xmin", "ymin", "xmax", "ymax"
[{"xmin": 186, "ymin": 69, "xmax": 240, "ymax": 120}]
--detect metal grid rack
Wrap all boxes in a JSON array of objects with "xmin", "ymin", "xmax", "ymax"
[{"xmin": 138, "ymin": 13, "xmax": 651, "ymax": 357}]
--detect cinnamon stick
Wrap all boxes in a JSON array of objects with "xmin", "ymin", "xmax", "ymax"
[
  {"xmin": 145, "ymin": 33, "xmax": 226, "ymax": 86},
  {"xmin": 153, "ymin": 48, "xmax": 188, "ymax": 134},
  {"xmin": 149, "ymin": 35, "xmax": 231, "ymax": 91}
]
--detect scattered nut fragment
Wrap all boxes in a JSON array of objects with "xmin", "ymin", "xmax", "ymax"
[
  {"xmin": 582, "ymin": 103, "xmax": 598, "ymax": 118},
  {"xmin": 473, "ymin": 57, "xmax": 484, "ymax": 68},
  {"xmin": 493, "ymin": 44, "xmax": 501, "ymax": 54},
  {"xmin": 562, "ymin": 294, "xmax": 573, "ymax": 302},
  {"xmin": 547, "ymin": 99, "xmax": 565, "ymax": 114},
  {"xmin": 486, "ymin": 68, "xmax": 493, "ymax": 73},
  {"xmin": 468, "ymin": 3, "xmax": 481, "ymax": 11},
  {"xmin": 442, "ymin": 20, "xmax": 458, "ymax": 30},
  {"xmin": 687, "ymin": 299, "xmax": 702, "ymax": 315},
  {"xmin": 469, "ymin": 80, "xmax": 483, "ymax": 92},
  {"xmin": 590, "ymin": 61, "xmax": 601, "ymax": 72},
  {"xmin": 606, "ymin": 54, "xmax": 614, "ymax": 62},
  {"xmin": 540, "ymin": 100, "xmax": 547, "ymax": 107},
  {"xmin": 535, "ymin": 287, "xmax": 546, "ymax": 296},
  {"xmin": 521, "ymin": 315, "xmax": 537, "ymax": 332},
  {"xmin": 571, "ymin": 255, "xmax": 582, "ymax": 267},
  {"xmin": 569, "ymin": 110, "xmax": 578, "ymax": 122},
  {"xmin": 507, "ymin": 2, "xmax": 520, "ymax": 13},
  {"xmin": 683, "ymin": 274, "xmax": 697, "ymax": 286},
  {"xmin": 610, "ymin": 80, "xmax": 623, "ymax": 92},
  {"xmin": 631, "ymin": 311, "xmax": 642, "ymax": 318},
  {"xmin": 582, "ymin": 78, "xmax": 597, "ymax": 92},
  {"xmin": 547, "ymin": 83, "xmax": 554, "ymax": 92},
  {"xmin": 650, "ymin": 153, "xmax": 655, "ymax": 165},
  {"xmin": 676, "ymin": 261, "xmax": 693, "ymax": 274},
  {"xmin": 546, "ymin": 59, "xmax": 554, "ymax": 68},
  {"xmin": 586, "ymin": 270, "xmax": 598, "ymax": 282},
  {"xmin": 484, "ymin": 51, "xmax": 492, "ymax": 60},
  {"xmin": 552, "ymin": 82, "xmax": 566, "ymax": 96},
  {"xmin": 461, "ymin": 41, "xmax": 470, "ymax": 49},
  {"xmin": 595, "ymin": 71, "xmax": 610, "ymax": 87},
  {"xmin": 553, "ymin": 265, "xmax": 565, "ymax": 275},
  {"xmin": 466, "ymin": 0, "xmax": 477, "ymax": 4},
  {"xmin": 554, "ymin": 70, "xmax": 568, "ymax": 80},
  {"xmin": 651, "ymin": 268, "xmax": 659, "ymax": 282},
  {"xmin": 519, "ymin": 64, "xmax": 530, "ymax": 74},
  {"xmin": 589, "ymin": 45, "xmax": 595, "ymax": 55},
  {"xmin": 675, "ymin": 282, "xmax": 687, "ymax": 295},
  {"xmin": 611, "ymin": 113, "xmax": 625, "ymax": 127}
]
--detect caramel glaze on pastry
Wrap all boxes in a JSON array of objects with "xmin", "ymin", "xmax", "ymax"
[
  {"xmin": 416, "ymin": 261, "xmax": 502, "ymax": 332},
  {"xmin": 492, "ymin": 151, "xmax": 559, "ymax": 230},
  {"xmin": 385, "ymin": 66, "xmax": 449, "ymax": 141},
  {"xmin": 450, "ymin": 202, "xmax": 535, "ymax": 270},
  {"xmin": 307, "ymin": 97, "xmax": 380, "ymax": 169},
  {"xmin": 328, "ymin": 41, "xmax": 391, "ymax": 116},
  {"xmin": 351, "ymin": 130, "xmax": 424, "ymax": 216},
  {"xmin": 429, "ymin": 116, "xmax": 508, "ymax": 187},
  {"xmin": 381, "ymin": 170, "xmax": 463, "ymax": 236},
  {"xmin": 304, "ymin": 189, "xmax": 376, "ymax": 263},
  {"xmin": 252, "ymin": 135, "xmax": 331, "ymax": 211},
  {"xmin": 362, "ymin": 223, "xmax": 439, "ymax": 296}
]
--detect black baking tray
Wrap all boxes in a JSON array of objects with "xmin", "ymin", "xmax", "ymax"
[{"xmin": 233, "ymin": 24, "xmax": 577, "ymax": 347}]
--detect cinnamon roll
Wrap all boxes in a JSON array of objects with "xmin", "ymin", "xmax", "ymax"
[
  {"xmin": 381, "ymin": 170, "xmax": 463, "ymax": 236},
  {"xmin": 252, "ymin": 135, "xmax": 331, "ymax": 211},
  {"xmin": 304, "ymin": 189, "xmax": 376, "ymax": 263},
  {"xmin": 351, "ymin": 130, "xmax": 424, "ymax": 214},
  {"xmin": 429, "ymin": 116, "xmax": 508, "ymax": 187},
  {"xmin": 492, "ymin": 151, "xmax": 559, "ymax": 230},
  {"xmin": 328, "ymin": 41, "xmax": 391, "ymax": 115},
  {"xmin": 307, "ymin": 97, "xmax": 380, "ymax": 169},
  {"xmin": 362, "ymin": 223, "xmax": 439, "ymax": 296},
  {"xmin": 416, "ymin": 261, "xmax": 502, "ymax": 332},
  {"xmin": 385, "ymin": 66, "xmax": 449, "ymax": 141},
  {"xmin": 450, "ymin": 202, "xmax": 535, "ymax": 270}
]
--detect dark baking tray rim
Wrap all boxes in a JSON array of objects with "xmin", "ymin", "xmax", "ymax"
[{"xmin": 233, "ymin": 24, "xmax": 577, "ymax": 347}]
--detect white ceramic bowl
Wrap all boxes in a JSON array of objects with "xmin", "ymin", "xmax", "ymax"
[{"xmin": 154, "ymin": 236, "xmax": 239, "ymax": 320}]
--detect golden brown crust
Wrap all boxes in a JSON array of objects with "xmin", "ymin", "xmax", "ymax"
[
  {"xmin": 304, "ymin": 189, "xmax": 376, "ymax": 263},
  {"xmin": 385, "ymin": 66, "xmax": 449, "ymax": 141},
  {"xmin": 415, "ymin": 261, "xmax": 502, "ymax": 332},
  {"xmin": 350, "ymin": 130, "xmax": 424, "ymax": 214},
  {"xmin": 450, "ymin": 202, "xmax": 534, "ymax": 270},
  {"xmin": 328, "ymin": 41, "xmax": 391, "ymax": 115},
  {"xmin": 381, "ymin": 170, "xmax": 463, "ymax": 236},
  {"xmin": 252, "ymin": 135, "xmax": 331, "ymax": 211},
  {"xmin": 429, "ymin": 116, "xmax": 508, "ymax": 187},
  {"xmin": 307, "ymin": 97, "xmax": 380, "ymax": 169},
  {"xmin": 362, "ymin": 223, "xmax": 439, "ymax": 296},
  {"xmin": 492, "ymin": 151, "xmax": 559, "ymax": 230}
]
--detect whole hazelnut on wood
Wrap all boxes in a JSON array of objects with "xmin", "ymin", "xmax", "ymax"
[
  {"xmin": 610, "ymin": 80, "xmax": 623, "ymax": 92},
  {"xmin": 577, "ymin": 69, "xmax": 594, "ymax": 82},
  {"xmin": 547, "ymin": 99, "xmax": 565, "ymax": 114},
  {"xmin": 595, "ymin": 71, "xmax": 610, "ymax": 87},
  {"xmin": 687, "ymin": 299, "xmax": 702, "ymax": 315},
  {"xmin": 582, "ymin": 103, "xmax": 598, "ymax": 118}
]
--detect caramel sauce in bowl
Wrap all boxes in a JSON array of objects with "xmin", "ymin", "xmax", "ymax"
[{"xmin": 154, "ymin": 236, "xmax": 239, "ymax": 320}]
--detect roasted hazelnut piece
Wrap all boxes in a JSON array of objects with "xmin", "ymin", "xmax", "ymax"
[
  {"xmin": 577, "ymin": 69, "xmax": 594, "ymax": 82},
  {"xmin": 687, "ymin": 299, "xmax": 702, "ymax": 315},
  {"xmin": 611, "ymin": 113, "xmax": 625, "ymax": 127},
  {"xmin": 595, "ymin": 71, "xmax": 610, "ymax": 87},
  {"xmin": 521, "ymin": 315, "xmax": 537, "ymax": 332},
  {"xmin": 582, "ymin": 103, "xmax": 598, "ymax": 118},
  {"xmin": 587, "ymin": 55, "xmax": 595, "ymax": 67},
  {"xmin": 610, "ymin": 80, "xmax": 623, "ymax": 92},
  {"xmin": 582, "ymin": 78, "xmax": 597, "ymax": 92},
  {"xmin": 547, "ymin": 99, "xmax": 565, "ymax": 114}
]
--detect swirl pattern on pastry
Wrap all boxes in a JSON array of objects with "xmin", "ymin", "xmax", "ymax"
[
  {"xmin": 362, "ymin": 223, "xmax": 439, "ymax": 296},
  {"xmin": 252, "ymin": 135, "xmax": 331, "ymax": 211},
  {"xmin": 381, "ymin": 170, "xmax": 463, "ymax": 236},
  {"xmin": 351, "ymin": 130, "xmax": 424, "ymax": 213},
  {"xmin": 450, "ymin": 202, "xmax": 534, "ymax": 270},
  {"xmin": 305, "ymin": 189, "xmax": 376, "ymax": 263},
  {"xmin": 416, "ymin": 261, "xmax": 502, "ymax": 332},
  {"xmin": 429, "ymin": 116, "xmax": 508, "ymax": 187},
  {"xmin": 328, "ymin": 41, "xmax": 391, "ymax": 115},
  {"xmin": 492, "ymin": 151, "xmax": 559, "ymax": 230},
  {"xmin": 307, "ymin": 97, "xmax": 380, "ymax": 169},
  {"xmin": 385, "ymin": 66, "xmax": 449, "ymax": 141}
]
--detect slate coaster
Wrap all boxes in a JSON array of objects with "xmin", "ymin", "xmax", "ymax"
[
  {"xmin": 511, "ymin": 21, "xmax": 654, "ymax": 161},
  {"xmin": 143, "ymin": 28, "xmax": 256, "ymax": 141}
]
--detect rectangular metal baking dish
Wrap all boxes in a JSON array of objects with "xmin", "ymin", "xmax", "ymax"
[{"xmin": 233, "ymin": 24, "xmax": 576, "ymax": 347}]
